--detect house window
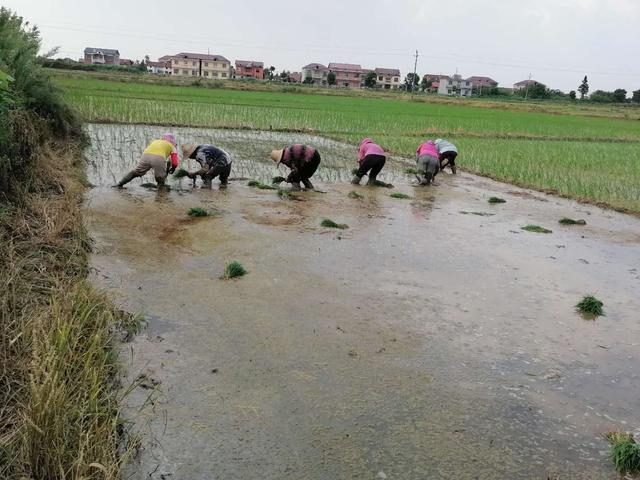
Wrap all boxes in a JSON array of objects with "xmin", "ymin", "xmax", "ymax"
[
  {"xmin": 183, "ymin": 60, "xmax": 188, "ymax": 65},
  {"xmin": 212, "ymin": 72, "xmax": 218, "ymax": 77},
  {"xmin": 192, "ymin": 70, "xmax": 197, "ymax": 76},
  {"xmin": 378, "ymin": 76, "xmax": 383, "ymax": 81},
  {"xmin": 192, "ymin": 61, "xmax": 196, "ymax": 66},
  {"xmin": 204, "ymin": 62, "xmax": 209, "ymax": 67},
  {"xmin": 222, "ymin": 72, "xmax": 227, "ymax": 78},
  {"xmin": 394, "ymin": 78, "xmax": 398, "ymax": 82},
  {"xmin": 182, "ymin": 69, "xmax": 189, "ymax": 75},
  {"xmin": 173, "ymin": 69, "xmax": 179, "ymax": 75},
  {"xmin": 204, "ymin": 71, "xmax": 209, "ymax": 77},
  {"xmin": 222, "ymin": 63, "xmax": 227, "ymax": 68}
]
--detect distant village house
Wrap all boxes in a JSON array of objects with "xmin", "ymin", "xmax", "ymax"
[
  {"xmin": 438, "ymin": 74, "xmax": 473, "ymax": 96},
  {"xmin": 147, "ymin": 60, "xmax": 172, "ymax": 75},
  {"xmin": 169, "ymin": 53, "xmax": 231, "ymax": 79},
  {"xmin": 513, "ymin": 79, "xmax": 542, "ymax": 91},
  {"xmin": 301, "ymin": 63, "xmax": 329, "ymax": 86},
  {"xmin": 84, "ymin": 47, "xmax": 120, "ymax": 65},
  {"xmin": 235, "ymin": 60, "xmax": 264, "ymax": 80},
  {"xmin": 375, "ymin": 68, "xmax": 401, "ymax": 89}
]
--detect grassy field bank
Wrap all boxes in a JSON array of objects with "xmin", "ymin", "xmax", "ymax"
[{"xmin": 54, "ymin": 74, "xmax": 640, "ymax": 212}]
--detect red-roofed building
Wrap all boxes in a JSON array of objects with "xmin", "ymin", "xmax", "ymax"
[
  {"xmin": 328, "ymin": 62, "xmax": 364, "ymax": 88},
  {"xmin": 235, "ymin": 60, "xmax": 264, "ymax": 79}
]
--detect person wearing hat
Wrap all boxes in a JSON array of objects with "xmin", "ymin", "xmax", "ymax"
[
  {"xmin": 352, "ymin": 138, "xmax": 386, "ymax": 186},
  {"xmin": 114, "ymin": 133, "xmax": 178, "ymax": 188},
  {"xmin": 181, "ymin": 143, "xmax": 232, "ymax": 188},
  {"xmin": 435, "ymin": 138, "xmax": 458, "ymax": 174},
  {"xmin": 270, "ymin": 144, "xmax": 321, "ymax": 191}
]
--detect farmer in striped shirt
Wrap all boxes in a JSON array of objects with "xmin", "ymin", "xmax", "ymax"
[
  {"xmin": 270, "ymin": 144, "xmax": 321, "ymax": 191},
  {"xmin": 181, "ymin": 143, "xmax": 232, "ymax": 188}
]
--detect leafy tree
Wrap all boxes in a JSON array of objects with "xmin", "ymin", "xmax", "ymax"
[
  {"xmin": 404, "ymin": 73, "xmax": 419, "ymax": 91},
  {"xmin": 578, "ymin": 75, "xmax": 589, "ymax": 99},
  {"xmin": 569, "ymin": 90, "xmax": 576, "ymax": 100},
  {"xmin": 327, "ymin": 71, "xmax": 336, "ymax": 86},
  {"xmin": 516, "ymin": 82, "xmax": 549, "ymax": 99},
  {"xmin": 420, "ymin": 77, "xmax": 432, "ymax": 92},
  {"xmin": 612, "ymin": 88, "xmax": 627, "ymax": 102},
  {"xmin": 364, "ymin": 71, "xmax": 376, "ymax": 88},
  {"xmin": 303, "ymin": 75, "xmax": 313, "ymax": 84},
  {"xmin": 589, "ymin": 90, "xmax": 613, "ymax": 103},
  {"xmin": 632, "ymin": 89, "xmax": 640, "ymax": 103},
  {"xmin": 279, "ymin": 70, "xmax": 291, "ymax": 82}
]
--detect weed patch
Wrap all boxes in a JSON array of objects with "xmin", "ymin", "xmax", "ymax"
[
  {"xmin": 559, "ymin": 217, "xmax": 587, "ymax": 225},
  {"xmin": 576, "ymin": 295, "xmax": 604, "ymax": 317},
  {"xmin": 606, "ymin": 432, "xmax": 640, "ymax": 475},
  {"xmin": 390, "ymin": 192, "xmax": 412, "ymax": 199},
  {"xmin": 321, "ymin": 219, "xmax": 349, "ymax": 229},
  {"xmin": 223, "ymin": 260, "xmax": 247, "ymax": 279},
  {"xmin": 521, "ymin": 225, "xmax": 552, "ymax": 233},
  {"xmin": 187, "ymin": 207, "xmax": 209, "ymax": 217},
  {"xmin": 488, "ymin": 196, "xmax": 507, "ymax": 204},
  {"xmin": 460, "ymin": 211, "xmax": 495, "ymax": 216}
]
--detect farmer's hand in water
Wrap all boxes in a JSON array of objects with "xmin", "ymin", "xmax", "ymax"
[{"xmin": 168, "ymin": 166, "xmax": 176, "ymax": 174}]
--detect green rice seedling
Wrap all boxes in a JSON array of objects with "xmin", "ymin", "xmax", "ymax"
[
  {"xmin": 390, "ymin": 192, "xmax": 412, "ymax": 199},
  {"xmin": 173, "ymin": 168, "xmax": 191, "ymax": 179},
  {"xmin": 606, "ymin": 432, "xmax": 640, "ymax": 475},
  {"xmin": 247, "ymin": 180, "xmax": 276, "ymax": 190},
  {"xmin": 223, "ymin": 261, "xmax": 247, "ymax": 279},
  {"xmin": 521, "ymin": 225, "xmax": 552, "ymax": 233},
  {"xmin": 459, "ymin": 211, "xmax": 495, "ymax": 216},
  {"xmin": 404, "ymin": 167, "xmax": 418, "ymax": 175},
  {"xmin": 187, "ymin": 207, "xmax": 209, "ymax": 217},
  {"xmin": 348, "ymin": 191, "xmax": 363, "ymax": 199},
  {"xmin": 488, "ymin": 196, "xmax": 507, "ymax": 204},
  {"xmin": 140, "ymin": 182, "xmax": 157, "ymax": 189},
  {"xmin": 576, "ymin": 295, "xmax": 604, "ymax": 317},
  {"xmin": 373, "ymin": 180, "xmax": 394, "ymax": 188},
  {"xmin": 272, "ymin": 176, "xmax": 286, "ymax": 185},
  {"xmin": 321, "ymin": 219, "xmax": 348, "ymax": 229},
  {"xmin": 559, "ymin": 218, "xmax": 587, "ymax": 225}
]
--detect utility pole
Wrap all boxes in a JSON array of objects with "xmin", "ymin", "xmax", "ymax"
[
  {"xmin": 524, "ymin": 72, "xmax": 532, "ymax": 100},
  {"xmin": 411, "ymin": 49, "xmax": 419, "ymax": 97}
]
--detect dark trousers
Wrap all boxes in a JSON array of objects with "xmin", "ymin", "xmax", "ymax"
[
  {"xmin": 204, "ymin": 164, "xmax": 232, "ymax": 184},
  {"xmin": 357, "ymin": 154, "xmax": 386, "ymax": 178},
  {"xmin": 286, "ymin": 152, "xmax": 321, "ymax": 183},
  {"xmin": 440, "ymin": 151, "xmax": 457, "ymax": 169}
]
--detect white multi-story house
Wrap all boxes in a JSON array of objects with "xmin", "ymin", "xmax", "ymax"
[
  {"xmin": 438, "ymin": 74, "xmax": 473, "ymax": 96},
  {"xmin": 374, "ymin": 68, "xmax": 401, "ymax": 89},
  {"xmin": 147, "ymin": 61, "xmax": 171, "ymax": 75},
  {"xmin": 170, "ymin": 53, "xmax": 231, "ymax": 79},
  {"xmin": 301, "ymin": 63, "xmax": 329, "ymax": 86}
]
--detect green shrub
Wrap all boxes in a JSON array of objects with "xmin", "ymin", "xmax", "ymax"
[
  {"xmin": 576, "ymin": 295, "xmax": 604, "ymax": 317},
  {"xmin": 187, "ymin": 207, "xmax": 209, "ymax": 217},
  {"xmin": 223, "ymin": 261, "xmax": 247, "ymax": 279}
]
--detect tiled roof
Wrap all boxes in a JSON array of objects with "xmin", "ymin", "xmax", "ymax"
[
  {"xmin": 172, "ymin": 52, "xmax": 230, "ymax": 62},
  {"xmin": 302, "ymin": 63, "xmax": 328, "ymax": 70},
  {"xmin": 467, "ymin": 76, "xmax": 497, "ymax": 84},
  {"xmin": 84, "ymin": 47, "xmax": 119, "ymax": 55},
  {"xmin": 236, "ymin": 60, "xmax": 264, "ymax": 68},
  {"xmin": 514, "ymin": 79, "xmax": 538, "ymax": 86},
  {"xmin": 375, "ymin": 67, "xmax": 400, "ymax": 76},
  {"xmin": 328, "ymin": 62, "xmax": 362, "ymax": 71}
]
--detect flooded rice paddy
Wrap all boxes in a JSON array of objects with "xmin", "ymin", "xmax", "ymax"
[{"xmin": 84, "ymin": 124, "xmax": 640, "ymax": 479}]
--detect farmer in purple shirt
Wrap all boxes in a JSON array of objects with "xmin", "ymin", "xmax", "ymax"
[
  {"xmin": 270, "ymin": 144, "xmax": 321, "ymax": 191},
  {"xmin": 352, "ymin": 138, "xmax": 387, "ymax": 186}
]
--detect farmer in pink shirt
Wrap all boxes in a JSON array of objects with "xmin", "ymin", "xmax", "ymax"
[
  {"xmin": 352, "ymin": 138, "xmax": 387, "ymax": 186},
  {"xmin": 415, "ymin": 140, "xmax": 440, "ymax": 185}
]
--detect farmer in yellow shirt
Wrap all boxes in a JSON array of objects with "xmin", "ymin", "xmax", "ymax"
[{"xmin": 114, "ymin": 133, "xmax": 179, "ymax": 188}]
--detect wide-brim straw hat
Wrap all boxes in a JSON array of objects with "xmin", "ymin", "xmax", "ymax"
[
  {"xmin": 270, "ymin": 149, "xmax": 284, "ymax": 163},
  {"xmin": 181, "ymin": 143, "xmax": 197, "ymax": 158}
]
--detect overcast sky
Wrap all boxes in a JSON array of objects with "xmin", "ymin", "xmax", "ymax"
[{"xmin": 5, "ymin": 0, "xmax": 640, "ymax": 92}]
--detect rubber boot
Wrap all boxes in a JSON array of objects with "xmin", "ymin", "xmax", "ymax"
[
  {"xmin": 366, "ymin": 174, "xmax": 378, "ymax": 186},
  {"xmin": 351, "ymin": 174, "xmax": 362, "ymax": 185},
  {"xmin": 290, "ymin": 181, "xmax": 302, "ymax": 191},
  {"xmin": 420, "ymin": 172, "xmax": 433, "ymax": 186},
  {"xmin": 114, "ymin": 171, "xmax": 137, "ymax": 188},
  {"xmin": 302, "ymin": 178, "xmax": 314, "ymax": 190}
]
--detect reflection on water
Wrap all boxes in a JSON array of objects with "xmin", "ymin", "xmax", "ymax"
[{"xmin": 85, "ymin": 124, "xmax": 412, "ymax": 187}]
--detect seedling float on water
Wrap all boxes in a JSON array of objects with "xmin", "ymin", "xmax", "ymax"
[
  {"xmin": 459, "ymin": 211, "xmax": 495, "ymax": 217},
  {"xmin": 488, "ymin": 197, "xmax": 507, "ymax": 204},
  {"xmin": 576, "ymin": 295, "xmax": 604, "ymax": 318},
  {"xmin": 606, "ymin": 432, "xmax": 640, "ymax": 475},
  {"xmin": 187, "ymin": 207, "xmax": 209, "ymax": 217},
  {"xmin": 559, "ymin": 218, "xmax": 587, "ymax": 225},
  {"xmin": 223, "ymin": 261, "xmax": 247, "ymax": 279},
  {"xmin": 390, "ymin": 192, "xmax": 411, "ymax": 199},
  {"xmin": 521, "ymin": 225, "xmax": 552, "ymax": 234},
  {"xmin": 248, "ymin": 180, "xmax": 277, "ymax": 190},
  {"xmin": 321, "ymin": 219, "xmax": 348, "ymax": 229},
  {"xmin": 348, "ymin": 191, "xmax": 363, "ymax": 199},
  {"xmin": 272, "ymin": 176, "xmax": 286, "ymax": 185}
]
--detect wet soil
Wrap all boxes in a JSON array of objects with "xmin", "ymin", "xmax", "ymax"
[{"xmin": 84, "ymin": 125, "xmax": 640, "ymax": 479}]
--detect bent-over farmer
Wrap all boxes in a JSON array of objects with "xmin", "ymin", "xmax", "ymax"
[
  {"xmin": 270, "ymin": 144, "xmax": 321, "ymax": 191},
  {"xmin": 352, "ymin": 138, "xmax": 386, "ymax": 186},
  {"xmin": 114, "ymin": 133, "xmax": 178, "ymax": 188},
  {"xmin": 181, "ymin": 143, "xmax": 232, "ymax": 188},
  {"xmin": 435, "ymin": 138, "xmax": 458, "ymax": 174},
  {"xmin": 415, "ymin": 140, "xmax": 440, "ymax": 186}
]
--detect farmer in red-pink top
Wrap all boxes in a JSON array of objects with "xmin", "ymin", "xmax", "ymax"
[
  {"xmin": 415, "ymin": 140, "xmax": 440, "ymax": 185},
  {"xmin": 270, "ymin": 144, "xmax": 321, "ymax": 191},
  {"xmin": 352, "ymin": 138, "xmax": 387, "ymax": 186}
]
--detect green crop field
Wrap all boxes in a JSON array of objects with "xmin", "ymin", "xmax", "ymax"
[{"xmin": 54, "ymin": 74, "xmax": 640, "ymax": 212}]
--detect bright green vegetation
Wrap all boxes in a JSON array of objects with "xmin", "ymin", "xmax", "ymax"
[
  {"xmin": 187, "ymin": 207, "xmax": 209, "ymax": 217},
  {"xmin": 606, "ymin": 432, "xmax": 640, "ymax": 475},
  {"xmin": 559, "ymin": 217, "xmax": 587, "ymax": 225},
  {"xmin": 248, "ymin": 180, "xmax": 277, "ymax": 190},
  {"xmin": 321, "ymin": 219, "xmax": 349, "ymax": 229},
  {"xmin": 521, "ymin": 225, "xmax": 553, "ymax": 233},
  {"xmin": 404, "ymin": 167, "xmax": 419, "ymax": 175},
  {"xmin": 348, "ymin": 191, "xmax": 364, "ymax": 199},
  {"xmin": 576, "ymin": 295, "xmax": 605, "ymax": 317},
  {"xmin": 390, "ymin": 192, "xmax": 412, "ymax": 199},
  {"xmin": 488, "ymin": 197, "xmax": 507, "ymax": 204},
  {"xmin": 223, "ymin": 261, "xmax": 247, "ymax": 279},
  {"xmin": 174, "ymin": 168, "xmax": 190, "ymax": 179},
  {"xmin": 53, "ymin": 74, "xmax": 640, "ymax": 212}
]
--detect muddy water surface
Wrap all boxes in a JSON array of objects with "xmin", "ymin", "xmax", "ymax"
[{"xmin": 84, "ymin": 124, "xmax": 640, "ymax": 479}]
